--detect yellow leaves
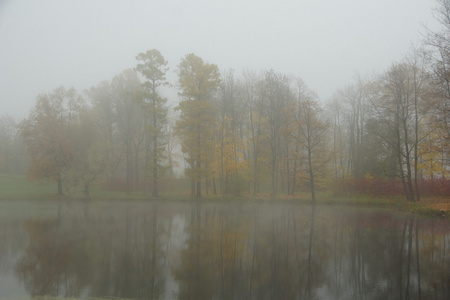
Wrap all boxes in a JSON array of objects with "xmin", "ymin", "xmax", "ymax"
[
  {"xmin": 418, "ymin": 129, "xmax": 449, "ymax": 179},
  {"xmin": 364, "ymin": 173, "xmax": 374, "ymax": 179},
  {"xmin": 177, "ymin": 53, "xmax": 221, "ymax": 101}
]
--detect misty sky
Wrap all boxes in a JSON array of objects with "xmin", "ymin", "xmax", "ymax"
[{"xmin": 0, "ymin": 0, "xmax": 440, "ymax": 119}]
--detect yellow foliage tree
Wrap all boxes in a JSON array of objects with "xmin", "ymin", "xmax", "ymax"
[{"xmin": 175, "ymin": 53, "xmax": 221, "ymax": 198}]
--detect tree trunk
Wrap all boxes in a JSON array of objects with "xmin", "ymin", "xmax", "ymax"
[
  {"xmin": 84, "ymin": 183, "xmax": 90, "ymax": 198},
  {"xmin": 402, "ymin": 114, "xmax": 416, "ymax": 202},
  {"xmin": 152, "ymin": 136, "xmax": 158, "ymax": 197},
  {"xmin": 126, "ymin": 141, "xmax": 131, "ymax": 193},
  {"xmin": 152, "ymin": 90, "xmax": 159, "ymax": 197},
  {"xmin": 57, "ymin": 172, "xmax": 63, "ymax": 195},
  {"xmin": 413, "ymin": 70, "xmax": 420, "ymax": 202},
  {"xmin": 220, "ymin": 115, "xmax": 225, "ymax": 195},
  {"xmin": 196, "ymin": 123, "xmax": 202, "ymax": 198},
  {"xmin": 307, "ymin": 142, "xmax": 316, "ymax": 203}
]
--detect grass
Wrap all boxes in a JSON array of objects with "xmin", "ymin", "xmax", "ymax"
[
  {"xmin": 0, "ymin": 175, "xmax": 448, "ymax": 218},
  {"xmin": 0, "ymin": 174, "xmax": 56, "ymax": 200},
  {"xmin": 0, "ymin": 298, "xmax": 135, "ymax": 300}
]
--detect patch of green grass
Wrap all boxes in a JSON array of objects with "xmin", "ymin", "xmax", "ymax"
[
  {"xmin": 0, "ymin": 175, "xmax": 190, "ymax": 202},
  {"xmin": 0, "ymin": 174, "xmax": 56, "ymax": 200}
]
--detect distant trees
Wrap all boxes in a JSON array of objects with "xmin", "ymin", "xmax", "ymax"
[
  {"xmin": 0, "ymin": 115, "xmax": 27, "ymax": 174},
  {"xmin": 17, "ymin": 38, "xmax": 450, "ymax": 200}
]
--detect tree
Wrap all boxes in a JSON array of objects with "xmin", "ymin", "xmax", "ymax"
[
  {"xmin": 296, "ymin": 95, "xmax": 329, "ymax": 203},
  {"xmin": 21, "ymin": 86, "xmax": 84, "ymax": 195},
  {"xmin": 136, "ymin": 49, "xmax": 169, "ymax": 197},
  {"xmin": 85, "ymin": 81, "xmax": 119, "ymax": 182},
  {"xmin": 65, "ymin": 109, "xmax": 106, "ymax": 198},
  {"xmin": 326, "ymin": 97, "xmax": 347, "ymax": 180},
  {"xmin": 261, "ymin": 70, "xmax": 291, "ymax": 197},
  {"xmin": 242, "ymin": 70, "xmax": 266, "ymax": 195},
  {"xmin": 368, "ymin": 60, "xmax": 432, "ymax": 201},
  {"xmin": 213, "ymin": 69, "xmax": 249, "ymax": 195},
  {"xmin": 111, "ymin": 69, "xmax": 145, "ymax": 193},
  {"xmin": 423, "ymin": 0, "xmax": 450, "ymax": 175},
  {"xmin": 175, "ymin": 53, "xmax": 221, "ymax": 198},
  {"xmin": 0, "ymin": 115, "xmax": 27, "ymax": 174}
]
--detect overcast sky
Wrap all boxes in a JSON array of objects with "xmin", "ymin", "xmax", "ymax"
[{"xmin": 0, "ymin": 0, "xmax": 441, "ymax": 119}]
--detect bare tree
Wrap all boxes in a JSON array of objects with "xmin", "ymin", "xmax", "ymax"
[
  {"xmin": 262, "ymin": 70, "xmax": 291, "ymax": 197},
  {"xmin": 296, "ymin": 94, "xmax": 329, "ymax": 203},
  {"xmin": 111, "ymin": 69, "xmax": 145, "ymax": 193},
  {"xmin": 243, "ymin": 70, "xmax": 265, "ymax": 195}
]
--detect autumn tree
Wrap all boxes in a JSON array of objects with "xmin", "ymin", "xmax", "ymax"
[
  {"xmin": 175, "ymin": 53, "xmax": 221, "ymax": 198},
  {"xmin": 136, "ymin": 49, "xmax": 169, "ymax": 197},
  {"xmin": 21, "ymin": 86, "xmax": 84, "ymax": 195},
  {"xmin": 66, "ymin": 109, "xmax": 106, "ymax": 197},
  {"xmin": 214, "ymin": 69, "xmax": 248, "ymax": 195},
  {"xmin": 423, "ymin": 0, "xmax": 450, "ymax": 174}
]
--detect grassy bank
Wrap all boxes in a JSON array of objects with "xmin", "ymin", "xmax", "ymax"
[{"xmin": 0, "ymin": 175, "xmax": 447, "ymax": 218}]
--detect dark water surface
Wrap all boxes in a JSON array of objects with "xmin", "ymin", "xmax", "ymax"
[{"xmin": 0, "ymin": 201, "xmax": 448, "ymax": 299}]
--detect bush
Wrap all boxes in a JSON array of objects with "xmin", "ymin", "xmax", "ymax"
[
  {"xmin": 333, "ymin": 177, "xmax": 450, "ymax": 198},
  {"xmin": 418, "ymin": 178, "xmax": 450, "ymax": 197}
]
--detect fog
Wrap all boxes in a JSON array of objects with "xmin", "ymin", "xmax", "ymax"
[
  {"xmin": 1, "ymin": 3, "xmax": 449, "ymax": 298},
  {"xmin": 0, "ymin": 0, "xmax": 439, "ymax": 119}
]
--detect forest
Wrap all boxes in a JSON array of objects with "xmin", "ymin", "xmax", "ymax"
[{"xmin": 1, "ymin": 6, "xmax": 450, "ymax": 203}]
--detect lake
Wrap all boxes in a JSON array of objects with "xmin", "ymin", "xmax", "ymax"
[{"xmin": 0, "ymin": 201, "xmax": 448, "ymax": 299}]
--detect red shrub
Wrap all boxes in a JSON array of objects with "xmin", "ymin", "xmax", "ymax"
[
  {"xmin": 418, "ymin": 178, "xmax": 450, "ymax": 197},
  {"xmin": 334, "ymin": 177, "xmax": 450, "ymax": 198},
  {"xmin": 334, "ymin": 177, "xmax": 403, "ymax": 197}
]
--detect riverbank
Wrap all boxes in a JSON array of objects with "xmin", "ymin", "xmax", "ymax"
[{"xmin": 0, "ymin": 175, "xmax": 448, "ymax": 218}]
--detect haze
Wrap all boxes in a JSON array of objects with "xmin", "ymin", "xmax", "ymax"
[{"xmin": 0, "ymin": 0, "xmax": 439, "ymax": 119}]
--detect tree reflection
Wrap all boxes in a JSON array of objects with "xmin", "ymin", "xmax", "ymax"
[
  {"xmin": 173, "ymin": 204, "xmax": 323, "ymax": 299},
  {"xmin": 15, "ymin": 205, "xmax": 165, "ymax": 299},
  {"xmin": 9, "ymin": 203, "xmax": 450, "ymax": 299},
  {"xmin": 173, "ymin": 204, "xmax": 449, "ymax": 300}
]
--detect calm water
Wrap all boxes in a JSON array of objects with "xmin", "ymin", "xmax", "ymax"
[{"xmin": 0, "ymin": 201, "xmax": 448, "ymax": 300}]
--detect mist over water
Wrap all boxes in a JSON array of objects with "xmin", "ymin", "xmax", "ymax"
[{"xmin": 0, "ymin": 202, "xmax": 448, "ymax": 299}]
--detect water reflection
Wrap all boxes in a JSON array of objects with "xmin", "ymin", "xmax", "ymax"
[
  {"xmin": 1, "ymin": 202, "xmax": 448, "ymax": 299},
  {"xmin": 15, "ymin": 204, "xmax": 165, "ymax": 298}
]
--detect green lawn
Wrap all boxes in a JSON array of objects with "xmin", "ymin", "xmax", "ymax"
[
  {"xmin": 0, "ymin": 174, "xmax": 447, "ymax": 218},
  {"xmin": 0, "ymin": 174, "xmax": 192, "ymax": 202},
  {"xmin": 0, "ymin": 174, "xmax": 55, "ymax": 200}
]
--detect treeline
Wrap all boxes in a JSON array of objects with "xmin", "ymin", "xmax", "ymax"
[{"xmin": 1, "ymin": 1, "xmax": 449, "ymax": 201}]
